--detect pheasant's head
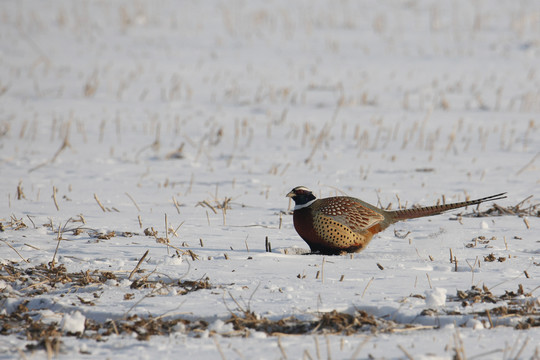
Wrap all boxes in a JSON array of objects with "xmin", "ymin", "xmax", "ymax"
[{"xmin": 286, "ymin": 186, "xmax": 317, "ymax": 208}]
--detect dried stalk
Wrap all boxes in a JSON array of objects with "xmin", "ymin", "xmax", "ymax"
[
  {"xmin": 94, "ymin": 193, "xmax": 106, "ymax": 212},
  {"xmin": 52, "ymin": 186, "xmax": 59, "ymax": 211},
  {"xmin": 125, "ymin": 192, "xmax": 141, "ymax": 212},
  {"xmin": 129, "ymin": 250, "xmax": 149, "ymax": 280},
  {"xmin": 0, "ymin": 239, "xmax": 29, "ymax": 263}
]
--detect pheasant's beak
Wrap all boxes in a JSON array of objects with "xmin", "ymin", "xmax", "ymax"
[{"xmin": 286, "ymin": 190, "xmax": 295, "ymax": 198}]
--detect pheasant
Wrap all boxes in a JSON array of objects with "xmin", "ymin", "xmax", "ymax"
[{"xmin": 286, "ymin": 186, "xmax": 506, "ymax": 255}]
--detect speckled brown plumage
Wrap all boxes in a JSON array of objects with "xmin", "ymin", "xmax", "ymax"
[{"xmin": 286, "ymin": 186, "xmax": 507, "ymax": 255}]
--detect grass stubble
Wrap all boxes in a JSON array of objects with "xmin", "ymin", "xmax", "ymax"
[
  {"xmin": 2, "ymin": 2, "xmax": 540, "ymax": 358},
  {"xmin": 1, "ymin": 195, "xmax": 539, "ymax": 358}
]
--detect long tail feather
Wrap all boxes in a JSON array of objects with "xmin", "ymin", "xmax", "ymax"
[{"xmin": 390, "ymin": 192, "xmax": 507, "ymax": 222}]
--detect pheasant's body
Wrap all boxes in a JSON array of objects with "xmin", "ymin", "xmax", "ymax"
[
  {"xmin": 292, "ymin": 197, "xmax": 386, "ymax": 254},
  {"xmin": 286, "ymin": 187, "xmax": 506, "ymax": 255}
]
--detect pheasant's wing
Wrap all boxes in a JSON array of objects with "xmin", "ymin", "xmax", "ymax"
[{"xmin": 315, "ymin": 197, "xmax": 385, "ymax": 232}]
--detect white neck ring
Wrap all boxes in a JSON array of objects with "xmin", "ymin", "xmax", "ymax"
[{"xmin": 294, "ymin": 199, "xmax": 316, "ymax": 210}]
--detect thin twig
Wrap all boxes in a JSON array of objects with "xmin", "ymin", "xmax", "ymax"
[
  {"xmin": 277, "ymin": 336, "xmax": 288, "ymax": 359},
  {"xmin": 29, "ymin": 130, "xmax": 71, "ymax": 172},
  {"xmin": 123, "ymin": 279, "xmax": 159, "ymax": 318},
  {"xmin": 512, "ymin": 337, "xmax": 530, "ymax": 360},
  {"xmin": 26, "ymin": 215, "xmax": 36, "ymax": 228},
  {"xmin": 172, "ymin": 196, "xmax": 181, "ymax": 214},
  {"xmin": 361, "ymin": 277, "xmax": 374, "ymax": 298},
  {"xmin": 397, "ymin": 344, "xmax": 414, "ymax": 360},
  {"xmin": 516, "ymin": 152, "xmax": 539, "ymax": 175},
  {"xmin": 24, "ymin": 243, "xmax": 40, "ymax": 250},
  {"xmin": 426, "ymin": 273, "xmax": 433, "ymax": 289},
  {"xmin": 485, "ymin": 309, "xmax": 494, "ymax": 328},
  {"xmin": 165, "ymin": 214, "xmax": 170, "ymax": 255},
  {"xmin": 52, "ymin": 186, "xmax": 59, "ymax": 211},
  {"xmin": 515, "ymin": 195, "xmax": 533, "ymax": 209},
  {"xmin": 94, "ymin": 193, "xmax": 106, "ymax": 212},
  {"xmin": 468, "ymin": 349, "xmax": 504, "ymax": 360},
  {"xmin": 110, "ymin": 320, "xmax": 119, "ymax": 335},
  {"xmin": 129, "ymin": 250, "xmax": 149, "ymax": 280},
  {"xmin": 0, "ymin": 239, "xmax": 29, "ymax": 263},
  {"xmin": 125, "ymin": 192, "xmax": 141, "ymax": 212},
  {"xmin": 50, "ymin": 218, "xmax": 72, "ymax": 269},
  {"xmin": 50, "ymin": 226, "xmax": 62, "ymax": 269},
  {"xmin": 214, "ymin": 336, "xmax": 227, "ymax": 360},
  {"xmin": 350, "ymin": 336, "xmax": 370, "ymax": 360}
]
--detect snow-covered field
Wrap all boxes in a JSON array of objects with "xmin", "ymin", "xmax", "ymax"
[{"xmin": 1, "ymin": 1, "xmax": 539, "ymax": 358}]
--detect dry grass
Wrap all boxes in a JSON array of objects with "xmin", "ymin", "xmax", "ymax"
[
  {"xmin": 1, "ymin": 260, "xmax": 538, "ymax": 353},
  {"xmin": 457, "ymin": 195, "xmax": 539, "ymax": 218},
  {"xmin": 225, "ymin": 309, "xmax": 379, "ymax": 337},
  {"xmin": 416, "ymin": 284, "xmax": 540, "ymax": 330},
  {"xmin": 1, "ymin": 4, "xmax": 539, "ymax": 359},
  {"xmin": 1, "ymin": 259, "xmax": 385, "ymax": 347}
]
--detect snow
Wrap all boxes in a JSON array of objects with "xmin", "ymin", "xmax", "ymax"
[
  {"xmin": 60, "ymin": 311, "xmax": 86, "ymax": 334},
  {"xmin": 1, "ymin": 0, "xmax": 539, "ymax": 359},
  {"xmin": 425, "ymin": 288, "xmax": 447, "ymax": 308}
]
